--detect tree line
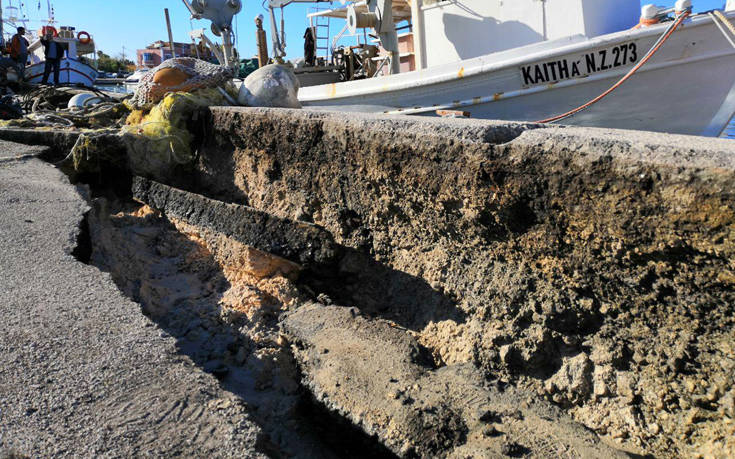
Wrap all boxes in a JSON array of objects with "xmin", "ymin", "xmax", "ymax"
[{"xmin": 95, "ymin": 51, "xmax": 135, "ymax": 73}]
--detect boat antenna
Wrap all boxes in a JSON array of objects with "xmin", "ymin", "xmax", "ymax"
[{"xmin": 46, "ymin": 0, "xmax": 54, "ymax": 23}]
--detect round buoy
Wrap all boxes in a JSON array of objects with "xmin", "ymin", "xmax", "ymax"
[
  {"xmin": 40, "ymin": 26, "xmax": 58, "ymax": 37},
  {"xmin": 77, "ymin": 31, "xmax": 91, "ymax": 45},
  {"xmin": 152, "ymin": 67, "xmax": 189, "ymax": 88},
  {"xmin": 67, "ymin": 93, "xmax": 102, "ymax": 110}
]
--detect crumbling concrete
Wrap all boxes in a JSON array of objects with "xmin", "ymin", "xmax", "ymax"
[
  {"xmin": 185, "ymin": 108, "xmax": 735, "ymax": 457},
  {"xmin": 283, "ymin": 303, "xmax": 628, "ymax": 458},
  {"xmin": 2, "ymin": 107, "xmax": 735, "ymax": 457}
]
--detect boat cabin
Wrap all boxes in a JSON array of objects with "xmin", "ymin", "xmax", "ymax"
[
  {"xmin": 416, "ymin": 0, "xmax": 640, "ymax": 69},
  {"xmin": 304, "ymin": 0, "xmax": 640, "ymax": 74}
]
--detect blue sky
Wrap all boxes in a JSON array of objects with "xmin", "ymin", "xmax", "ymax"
[{"xmin": 6, "ymin": 0, "xmax": 728, "ymax": 62}]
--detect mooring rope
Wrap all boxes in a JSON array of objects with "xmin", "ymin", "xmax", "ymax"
[
  {"xmin": 709, "ymin": 11, "xmax": 735, "ymax": 49},
  {"xmin": 536, "ymin": 9, "xmax": 690, "ymax": 124},
  {"xmin": 714, "ymin": 10, "xmax": 735, "ymax": 37}
]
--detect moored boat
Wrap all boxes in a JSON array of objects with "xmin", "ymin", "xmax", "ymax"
[
  {"xmin": 24, "ymin": 26, "xmax": 98, "ymax": 86},
  {"xmin": 267, "ymin": 0, "xmax": 735, "ymax": 137},
  {"xmin": 123, "ymin": 68, "xmax": 150, "ymax": 92}
]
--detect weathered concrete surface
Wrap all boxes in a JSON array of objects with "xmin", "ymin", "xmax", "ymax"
[
  {"xmin": 0, "ymin": 140, "xmax": 268, "ymax": 457},
  {"xmin": 188, "ymin": 108, "xmax": 735, "ymax": 457},
  {"xmin": 3, "ymin": 107, "xmax": 735, "ymax": 456}
]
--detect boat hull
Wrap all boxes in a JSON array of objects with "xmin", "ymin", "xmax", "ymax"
[
  {"xmin": 300, "ymin": 12, "xmax": 735, "ymax": 137},
  {"xmin": 25, "ymin": 58, "xmax": 98, "ymax": 87}
]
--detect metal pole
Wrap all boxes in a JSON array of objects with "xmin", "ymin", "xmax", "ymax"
[
  {"xmin": 410, "ymin": 0, "xmax": 425, "ymax": 70},
  {"xmin": 165, "ymin": 8, "xmax": 176, "ymax": 59},
  {"xmin": 222, "ymin": 28, "xmax": 232, "ymax": 67},
  {"xmin": 181, "ymin": 0, "xmax": 197, "ymax": 16},
  {"xmin": 0, "ymin": 0, "xmax": 4, "ymax": 49}
]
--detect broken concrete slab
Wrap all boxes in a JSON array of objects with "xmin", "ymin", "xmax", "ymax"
[
  {"xmin": 282, "ymin": 303, "xmax": 629, "ymax": 458},
  {"xmin": 190, "ymin": 108, "xmax": 735, "ymax": 456},
  {"xmin": 132, "ymin": 176, "xmax": 339, "ymax": 267},
  {"xmin": 3, "ymin": 106, "xmax": 735, "ymax": 456}
]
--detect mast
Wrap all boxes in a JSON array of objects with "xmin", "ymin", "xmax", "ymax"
[
  {"xmin": 0, "ymin": 0, "xmax": 4, "ymax": 48},
  {"xmin": 165, "ymin": 8, "xmax": 177, "ymax": 59}
]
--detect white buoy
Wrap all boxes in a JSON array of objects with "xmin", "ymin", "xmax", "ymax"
[
  {"xmin": 237, "ymin": 64, "xmax": 301, "ymax": 109},
  {"xmin": 641, "ymin": 4, "xmax": 658, "ymax": 20},
  {"xmin": 67, "ymin": 93, "xmax": 102, "ymax": 110},
  {"xmin": 675, "ymin": 0, "xmax": 692, "ymax": 13}
]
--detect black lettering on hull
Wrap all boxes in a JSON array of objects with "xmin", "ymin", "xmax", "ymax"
[{"xmin": 520, "ymin": 41, "xmax": 640, "ymax": 88}]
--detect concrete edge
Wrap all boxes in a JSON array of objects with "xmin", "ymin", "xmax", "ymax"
[
  {"xmin": 209, "ymin": 107, "xmax": 735, "ymax": 169},
  {"xmin": 0, "ymin": 128, "xmax": 81, "ymax": 161},
  {"xmin": 0, "ymin": 138, "xmax": 50, "ymax": 162}
]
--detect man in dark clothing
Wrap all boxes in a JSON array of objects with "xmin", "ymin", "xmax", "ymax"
[
  {"xmin": 40, "ymin": 29, "xmax": 63, "ymax": 85},
  {"xmin": 10, "ymin": 27, "xmax": 29, "ymax": 79},
  {"xmin": 304, "ymin": 27, "xmax": 316, "ymax": 67}
]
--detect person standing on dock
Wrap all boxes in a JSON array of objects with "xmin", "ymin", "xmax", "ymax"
[
  {"xmin": 10, "ymin": 27, "xmax": 29, "ymax": 80},
  {"xmin": 40, "ymin": 29, "xmax": 63, "ymax": 85}
]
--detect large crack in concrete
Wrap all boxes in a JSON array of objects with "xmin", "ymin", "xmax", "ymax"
[
  {"xmin": 70, "ymin": 176, "xmax": 628, "ymax": 458},
  {"xmin": 3, "ymin": 108, "xmax": 735, "ymax": 457},
  {"xmin": 78, "ymin": 195, "xmax": 396, "ymax": 458},
  {"xmin": 123, "ymin": 178, "xmax": 630, "ymax": 457}
]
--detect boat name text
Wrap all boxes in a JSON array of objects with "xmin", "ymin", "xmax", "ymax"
[{"xmin": 521, "ymin": 42, "xmax": 639, "ymax": 88}]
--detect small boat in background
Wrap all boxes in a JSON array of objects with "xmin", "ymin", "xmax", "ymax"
[
  {"xmin": 1, "ymin": 0, "xmax": 98, "ymax": 86},
  {"xmin": 123, "ymin": 68, "xmax": 150, "ymax": 92}
]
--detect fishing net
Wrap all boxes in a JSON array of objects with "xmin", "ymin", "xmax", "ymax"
[
  {"xmin": 121, "ymin": 87, "xmax": 234, "ymax": 177},
  {"xmin": 129, "ymin": 57, "xmax": 235, "ymax": 109}
]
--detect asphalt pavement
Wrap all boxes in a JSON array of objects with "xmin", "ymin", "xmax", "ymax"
[{"xmin": 0, "ymin": 140, "xmax": 267, "ymax": 457}]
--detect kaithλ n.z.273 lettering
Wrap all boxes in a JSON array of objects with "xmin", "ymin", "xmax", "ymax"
[{"xmin": 520, "ymin": 42, "xmax": 639, "ymax": 88}]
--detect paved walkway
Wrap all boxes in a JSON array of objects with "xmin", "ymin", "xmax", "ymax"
[{"xmin": 0, "ymin": 140, "xmax": 266, "ymax": 457}]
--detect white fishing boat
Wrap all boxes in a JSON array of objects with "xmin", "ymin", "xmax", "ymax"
[
  {"xmin": 24, "ymin": 26, "xmax": 99, "ymax": 86},
  {"xmin": 265, "ymin": 0, "xmax": 735, "ymax": 137},
  {"xmin": 0, "ymin": 0, "xmax": 98, "ymax": 86}
]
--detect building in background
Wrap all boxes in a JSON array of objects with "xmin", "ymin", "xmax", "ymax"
[{"xmin": 136, "ymin": 40, "xmax": 217, "ymax": 68}]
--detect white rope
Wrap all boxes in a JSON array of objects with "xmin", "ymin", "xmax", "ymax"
[
  {"xmin": 714, "ymin": 10, "xmax": 735, "ymax": 36},
  {"xmin": 709, "ymin": 12, "xmax": 735, "ymax": 49}
]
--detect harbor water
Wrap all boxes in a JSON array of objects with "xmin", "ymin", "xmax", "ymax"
[
  {"xmin": 95, "ymin": 84, "xmax": 131, "ymax": 95},
  {"xmin": 725, "ymin": 119, "xmax": 735, "ymax": 139}
]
